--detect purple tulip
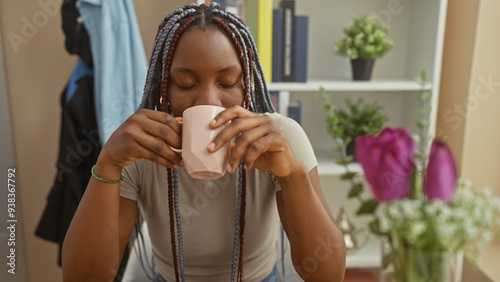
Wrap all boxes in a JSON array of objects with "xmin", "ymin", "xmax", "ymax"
[
  {"xmin": 424, "ymin": 140, "xmax": 457, "ymax": 201},
  {"xmin": 355, "ymin": 128, "xmax": 417, "ymax": 202}
]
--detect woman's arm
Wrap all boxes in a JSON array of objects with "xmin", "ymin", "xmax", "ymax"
[
  {"xmin": 62, "ymin": 109, "xmax": 183, "ymax": 281},
  {"xmin": 276, "ymin": 166, "xmax": 346, "ymax": 281},
  {"xmin": 62, "ymin": 164, "xmax": 137, "ymax": 281}
]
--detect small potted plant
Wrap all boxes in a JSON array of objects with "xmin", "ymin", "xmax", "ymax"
[
  {"xmin": 327, "ymin": 96, "xmax": 388, "ymax": 159},
  {"xmin": 334, "ymin": 15, "xmax": 393, "ymax": 80}
]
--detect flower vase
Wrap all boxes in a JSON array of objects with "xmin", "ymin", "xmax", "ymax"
[{"xmin": 382, "ymin": 245, "xmax": 463, "ymax": 282}]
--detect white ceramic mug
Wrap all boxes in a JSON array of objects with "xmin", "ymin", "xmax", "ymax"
[{"xmin": 171, "ymin": 105, "xmax": 230, "ymax": 179}]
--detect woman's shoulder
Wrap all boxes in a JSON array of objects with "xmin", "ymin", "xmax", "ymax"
[{"xmin": 262, "ymin": 112, "xmax": 302, "ymax": 133}]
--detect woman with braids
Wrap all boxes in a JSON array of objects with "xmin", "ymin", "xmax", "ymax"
[{"xmin": 62, "ymin": 3, "xmax": 346, "ymax": 282}]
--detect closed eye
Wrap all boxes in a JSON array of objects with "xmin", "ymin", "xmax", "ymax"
[
  {"xmin": 218, "ymin": 81, "xmax": 239, "ymax": 88},
  {"xmin": 175, "ymin": 84, "xmax": 196, "ymax": 90}
]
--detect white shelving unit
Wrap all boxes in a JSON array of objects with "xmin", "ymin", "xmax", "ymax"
[
  {"xmin": 268, "ymin": 0, "xmax": 449, "ymax": 272},
  {"xmin": 268, "ymin": 79, "xmax": 431, "ymax": 92}
]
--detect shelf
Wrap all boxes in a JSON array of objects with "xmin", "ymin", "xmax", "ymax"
[
  {"xmin": 315, "ymin": 149, "xmax": 364, "ymax": 176},
  {"xmin": 346, "ymin": 235, "xmax": 382, "ymax": 269},
  {"xmin": 317, "ymin": 157, "xmax": 363, "ymax": 176},
  {"xmin": 268, "ymin": 79, "xmax": 431, "ymax": 92}
]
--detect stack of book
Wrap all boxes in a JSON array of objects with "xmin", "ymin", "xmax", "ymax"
[
  {"xmin": 219, "ymin": 0, "xmax": 309, "ymax": 84},
  {"xmin": 272, "ymin": 0, "xmax": 309, "ymax": 83}
]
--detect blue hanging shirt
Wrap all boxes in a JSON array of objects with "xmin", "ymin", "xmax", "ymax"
[{"xmin": 77, "ymin": 0, "xmax": 147, "ymax": 144}]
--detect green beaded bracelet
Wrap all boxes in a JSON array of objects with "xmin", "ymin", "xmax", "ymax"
[{"xmin": 91, "ymin": 165, "xmax": 123, "ymax": 183}]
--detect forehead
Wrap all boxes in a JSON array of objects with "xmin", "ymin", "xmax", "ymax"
[{"xmin": 171, "ymin": 25, "xmax": 241, "ymax": 69}]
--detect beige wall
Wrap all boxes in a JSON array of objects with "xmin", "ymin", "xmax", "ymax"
[
  {"xmin": 439, "ymin": 1, "xmax": 500, "ymax": 196},
  {"xmin": 436, "ymin": 0, "xmax": 480, "ymax": 168},
  {"xmin": 438, "ymin": 0, "xmax": 500, "ymax": 280},
  {"xmin": 461, "ymin": 0, "xmax": 500, "ymax": 194},
  {"xmin": 439, "ymin": 0, "xmax": 500, "ymax": 194},
  {"xmin": 0, "ymin": 1, "xmax": 189, "ymax": 281}
]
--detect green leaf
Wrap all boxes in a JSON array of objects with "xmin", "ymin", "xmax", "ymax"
[
  {"xmin": 340, "ymin": 171, "xmax": 358, "ymax": 180},
  {"xmin": 356, "ymin": 199, "xmax": 378, "ymax": 215},
  {"xmin": 348, "ymin": 183, "xmax": 364, "ymax": 198}
]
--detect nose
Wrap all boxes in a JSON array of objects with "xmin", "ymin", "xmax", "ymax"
[{"xmin": 193, "ymin": 83, "xmax": 223, "ymax": 107}]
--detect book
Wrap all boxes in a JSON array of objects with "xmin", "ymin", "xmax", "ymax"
[
  {"xmin": 287, "ymin": 101, "xmax": 302, "ymax": 125},
  {"xmin": 279, "ymin": 0, "xmax": 295, "ymax": 82},
  {"xmin": 257, "ymin": 0, "xmax": 273, "ymax": 82},
  {"xmin": 272, "ymin": 8, "xmax": 284, "ymax": 82},
  {"xmin": 294, "ymin": 15, "xmax": 308, "ymax": 82}
]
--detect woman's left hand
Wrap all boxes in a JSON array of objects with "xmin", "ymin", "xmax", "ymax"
[{"xmin": 207, "ymin": 105, "xmax": 304, "ymax": 178}]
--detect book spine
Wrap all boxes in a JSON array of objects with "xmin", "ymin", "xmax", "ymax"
[
  {"xmin": 257, "ymin": 0, "xmax": 273, "ymax": 82},
  {"xmin": 287, "ymin": 101, "xmax": 302, "ymax": 125},
  {"xmin": 272, "ymin": 8, "xmax": 284, "ymax": 82},
  {"xmin": 280, "ymin": 0, "xmax": 295, "ymax": 82},
  {"xmin": 294, "ymin": 15, "xmax": 308, "ymax": 82}
]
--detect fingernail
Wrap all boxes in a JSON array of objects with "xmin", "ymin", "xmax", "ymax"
[
  {"xmin": 172, "ymin": 164, "xmax": 178, "ymax": 169},
  {"xmin": 207, "ymin": 142, "xmax": 215, "ymax": 151},
  {"xmin": 210, "ymin": 119, "xmax": 216, "ymax": 125},
  {"xmin": 179, "ymin": 159, "xmax": 184, "ymax": 166},
  {"xmin": 226, "ymin": 163, "xmax": 232, "ymax": 173}
]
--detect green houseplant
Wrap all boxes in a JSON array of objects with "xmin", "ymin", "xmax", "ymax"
[
  {"xmin": 332, "ymin": 97, "xmax": 388, "ymax": 159},
  {"xmin": 334, "ymin": 15, "xmax": 394, "ymax": 80}
]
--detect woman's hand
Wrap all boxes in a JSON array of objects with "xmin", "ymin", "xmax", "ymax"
[
  {"xmin": 98, "ymin": 108, "xmax": 183, "ymax": 170},
  {"xmin": 208, "ymin": 105, "xmax": 303, "ymax": 178}
]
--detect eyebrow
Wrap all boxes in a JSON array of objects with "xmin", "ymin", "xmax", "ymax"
[{"xmin": 171, "ymin": 65, "xmax": 241, "ymax": 74}]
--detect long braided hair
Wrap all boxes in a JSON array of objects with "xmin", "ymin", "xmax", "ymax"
[{"xmin": 135, "ymin": 3, "xmax": 276, "ymax": 282}]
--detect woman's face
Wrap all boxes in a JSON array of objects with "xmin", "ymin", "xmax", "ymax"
[{"xmin": 168, "ymin": 25, "xmax": 245, "ymax": 117}]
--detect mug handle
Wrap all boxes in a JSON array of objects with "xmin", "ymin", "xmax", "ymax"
[{"xmin": 169, "ymin": 117, "xmax": 183, "ymax": 153}]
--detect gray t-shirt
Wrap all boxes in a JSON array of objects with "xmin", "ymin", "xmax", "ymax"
[{"xmin": 120, "ymin": 113, "xmax": 317, "ymax": 282}]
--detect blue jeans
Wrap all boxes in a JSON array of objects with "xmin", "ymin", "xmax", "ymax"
[{"xmin": 154, "ymin": 269, "xmax": 277, "ymax": 282}]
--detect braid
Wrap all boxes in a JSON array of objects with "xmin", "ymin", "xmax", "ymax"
[
  {"xmin": 167, "ymin": 168, "xmax": 180, "ymax": 281},
  {"xmin": 160, "ymin": 16, "xmax": 196, "ymax": 112},
  {"xmin": 141, "ymin": 4, "xmax": 196, "ymax": 109},
  {"xmin": 140, "ymin": 20, "xmax": 166, "ymax": 110},
  {"xmin": 212, "ymin": 17, "xmax": 252, "ymax": 111},
  {"xmin": 230, "ymin": 161, "xmax": 247, "ymax": 282},
  {"xmin": 238, "ymin": 163, "xmax": 247, "ymax": 281},
  {"xmin": 173, "ymin": 169, "xmax": 186, "ymax": 281}
]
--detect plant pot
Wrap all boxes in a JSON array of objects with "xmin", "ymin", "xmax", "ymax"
[{"xmin": 351, "ymin": 59, "xmax": 375, "ymax": 81}]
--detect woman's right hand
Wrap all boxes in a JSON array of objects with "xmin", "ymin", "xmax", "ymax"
[{"xmin": 97, "ymin": 108, "xmax": 183, "ymax": 170}]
